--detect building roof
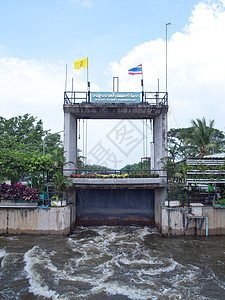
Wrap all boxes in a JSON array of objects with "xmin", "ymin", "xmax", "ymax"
[{"xmin": 203, "ymin": 153, "xmax": 225, "ymax": 159}]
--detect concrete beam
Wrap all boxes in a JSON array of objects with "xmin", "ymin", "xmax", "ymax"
[{"xmin": 64, "ymin": 103, "xmax": 168, "ymax": 119}]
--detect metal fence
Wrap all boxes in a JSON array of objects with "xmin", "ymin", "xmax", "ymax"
[{"xmin": 167, "ymin": 189, "xmax": 217, "ymax": 207}]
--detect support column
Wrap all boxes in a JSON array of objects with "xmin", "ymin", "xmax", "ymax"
[
  {"xmin": 64, "ymin": 112, "xmax": 77, "ymax": 176},
  {"xmin": 153, "ymin": 111, "xmax": 168, "ymax": 172}
]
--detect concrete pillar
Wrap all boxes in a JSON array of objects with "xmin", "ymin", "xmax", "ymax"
[
  {"xmin": 150, "ymin": 142, "xmax": 155, "ymax": 170},
  {"xmin": 153, "ymin": 111, "xmax": 167, "ymax": 171},
  {"xmin": 154, "ymin": 187, "xmax": 165, "ymax": 230},
  {"xmin": 64, "ymin": 112, "xmax": 77, "ymax": 175}
]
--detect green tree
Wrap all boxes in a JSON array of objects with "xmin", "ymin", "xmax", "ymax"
[
  {"xmin": 0, "ymin": 114, "xmax": 62, "ymax": 184},
  {"xmin": 0, "ymin": 114, "xmax": 45, "ymax": 152},
  {"xmin": 0, "ymin": 148, "xmax": 54, "ymax": 184},
  {"xmin": 184, "ymin": 118, "xmax": 217, "ymax": 157},
  {"xmin": 0, "ymin": 113, "xmax": 62, "ymax": 154},
  {"xmin": 121, "ymin": 159, "xmax": 151, "ymax": 173},
  {"xmin": 168, "ymin": 117, "xmax": 225, "ymax": 160}
]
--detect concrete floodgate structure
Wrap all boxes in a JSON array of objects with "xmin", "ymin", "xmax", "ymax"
[{"xmin": 64, "ymin": 91, "xmax": 168, "ymax": 229}]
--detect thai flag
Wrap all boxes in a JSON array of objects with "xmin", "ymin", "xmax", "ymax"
[{"xmin": 128, "ymin": 64, "xmax": 142, "ymax": 75}]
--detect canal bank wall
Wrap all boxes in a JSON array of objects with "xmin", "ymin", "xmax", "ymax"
[
  {"xmin": 0, "ymin": 207, "xmax": 71, "ymax": 235},
  {"xmin": 160, "ymin": 206, "xmax": 225, "ymax": 236},
  {"xmin": 0, "ymin": 205, "xmax": 225, "ymax": 236}
]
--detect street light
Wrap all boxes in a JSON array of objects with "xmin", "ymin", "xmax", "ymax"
[
  {"xmin": 166, "ymin": 22, "xmax": 171, "ymax": 92},
  {"xmin": 43, "ymin": 130, "xmax": 64, "ymax": 156}
]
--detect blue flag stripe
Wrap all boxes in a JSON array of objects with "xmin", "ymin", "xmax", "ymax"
[{"xmin": 128, "ymin": 66, "xmax": 142, "ymax": 72}]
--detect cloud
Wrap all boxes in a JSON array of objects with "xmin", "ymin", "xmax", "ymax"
[
  {"xmin": 69, "ymin": 0, "xmax": 93, "ymax": 8},
  {"xmin": 0, "ymin": 57, "xmax": 98, "ymax": 133},
  {"xmin": 108, "ymin": 0, "xmax": 225, "ymax": 132}
]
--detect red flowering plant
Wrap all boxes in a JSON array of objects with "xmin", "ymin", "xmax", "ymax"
[{"xmin": 0, "ymin": 182, "xmax": 40, "ymax": 203}]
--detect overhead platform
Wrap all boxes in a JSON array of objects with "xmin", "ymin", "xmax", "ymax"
[{"xmin": 64, "ymin": 91, "xmax": 168, "ymax": 119}]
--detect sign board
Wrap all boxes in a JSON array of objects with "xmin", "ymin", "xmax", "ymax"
[{"xmin": 91, "ymin": 92, "xmax": 140, "ymax": 104}]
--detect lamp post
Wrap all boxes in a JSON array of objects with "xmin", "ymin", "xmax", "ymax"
[
  {"xmin": 166, "ymin": 22, "xmax": 171, "ymax": 92},
  {"xmin": 43, "ymin": 130, "xmax": 64, "ymax": 156}
]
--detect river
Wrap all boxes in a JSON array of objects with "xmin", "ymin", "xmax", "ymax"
[{"xmin": 0, "ymin": 226, "xmax": 224, "ymax": 299}]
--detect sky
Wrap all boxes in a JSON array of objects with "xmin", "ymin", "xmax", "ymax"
[{"xmin": 1, "ymin": 0, "xmax": 225, "ymax": 168}]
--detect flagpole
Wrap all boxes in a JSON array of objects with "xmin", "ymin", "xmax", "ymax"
[
  {"xmin": 86, "ymin": 57, "xmax": 89, "ymax": 164},
  {"xmin": 65, "ymin": 64, "xmax": 67, "ymax": 91},
  {"xmin": 141, "ymin": 64, "xmax": 144, "ymax": 102},
  {"xmin": 87, "ymin": 57, "xmax": 89, "ymax": 90},
  {"xmin": 166, "ymin": 22, "xmax": 171, "ymax": 92}
]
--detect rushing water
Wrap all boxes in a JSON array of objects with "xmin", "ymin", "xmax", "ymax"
[{"xmin": 0, "ymin": 226, "xmax": 225, "ymax": 299}]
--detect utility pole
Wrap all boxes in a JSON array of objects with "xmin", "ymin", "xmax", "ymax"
[{"xmin": 166, "ymin": 22, "xmax": 171, "ymax": 92}]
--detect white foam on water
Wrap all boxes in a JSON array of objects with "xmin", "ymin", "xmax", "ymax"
[
  {"xmin": 24, "ymin": 247, "xmax": 98, "ymax": 295},
  {"xmin": 92, "ymin": 260, "xmax": 115, "ymax": 282},
  {"xmin": 6, "ymin": 236, "xmax": 19, "ymax": 241},
  {"xmin": 0, "ymin": 249, "xmax": 6, "ymax": 259},
  {"xmin": 211, "ymin": 271, "xmax": 225, "ymax": 291},
  {"xmin": 0, "ymin": 248, "xmax": 8, "ymax": 268},
  {"xmin": 119, "ymin": 254, "xmax": 157, "ymax": 266},
  {"xmin": 91, "ymin": 281, "xmax": 159, "ymax": 300},
  {"xmin": 24, "ymin": 246, "xmax": 61, "ymax": 300},
  {"xmin": 137, "ymin": 227, "xmax": 154, "ymax": 240},
  {"xmin": 173, "ymin": 267, "xmax": 199, "ymax": 287},
  {"xmin": 137, "ymin": 258, "xmax": 178, "ymax": 276}
]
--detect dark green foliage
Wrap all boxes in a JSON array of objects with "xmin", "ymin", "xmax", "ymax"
[
  {"xmin": 121, "ymin": 159, "xmax": 151, "ymax": 172},
  {"xmin": 0, "ymin": 182, "xmax": 40, "ymax": 203},
  {"xmin": 53, "ymin": 171, "xmax": 72, "ymax": 193},
  {"xmin": 0, "ymin": 149, "xmax": 54, "ymax": 183},
  {"xmin": 0, "ymin": 113, "xmax": 62, "ymax": 153},
  {"xmin": 217, "ymin": 198, "xmax": 225, "ymax": 205},
  {"xmin": 81, "ymin": 164, "xmax": 108, "ymax": 171},
  {"xmin": 168, "ymin": 117, "xmax": 225, "ymax": 160},
  {"xmin": 0, "ymin": 114, "xmax": 64, "ymax": 184}
]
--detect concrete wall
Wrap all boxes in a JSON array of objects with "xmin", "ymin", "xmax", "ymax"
[
  {"xmin": 204, "ymin": 207, "xmax": 225, "ymax": 235},
  {"xmin": 68, "ymin": 188, "xmax": 76, "ymax": 229},
  {"xmin": 160, "ymin": 206, "xmax": 225, "ymax": 236},
  {"xmin": 154, "ymin": 187, "xmax": 165, "ymax": 230},
  {"xmin": 0, "ymin": 207, "xmax": 71, "ymax": 235}
]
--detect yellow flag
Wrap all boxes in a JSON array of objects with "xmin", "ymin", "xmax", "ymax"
[{"xmin": 74, "ymin": 58, "xmax": 88, "ymax": 69}]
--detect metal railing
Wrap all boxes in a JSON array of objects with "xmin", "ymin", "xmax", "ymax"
[
  {"xmin": 64, "ymin": 91, "xmax": 87, "ymax": 104},
  {"xmin": 38, "ymin": 191, "xmax": 69, "ymax": 208},
  {"xmin": 167, "ymin": 189, "xmax": 217, "ymax": 207},
  {"xmin": 144, "ymin": 92, "xmax": 168, "ymax": 105},
  {"xmin": 64, "ymin": 91, "xmax": 168, "ymax": 105}
]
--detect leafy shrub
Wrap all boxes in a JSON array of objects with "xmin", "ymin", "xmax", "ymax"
[
  {"xmin": 0, "ymin": 182, "xmax": 40, "ymax": 203},
  {"xmin": 217, "ymin": 198, "xmax": 225, "ymax": 205}
]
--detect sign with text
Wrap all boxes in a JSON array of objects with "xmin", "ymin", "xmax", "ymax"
[{"xmin": 91, "ymin": 92, "xmax": 140, "ymax": 104}]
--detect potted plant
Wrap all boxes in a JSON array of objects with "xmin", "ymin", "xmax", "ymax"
[{"xmin": 51, "ymin": 171, "xmax": 72, "ymax": 207}]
